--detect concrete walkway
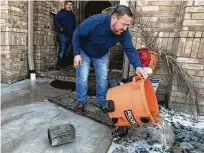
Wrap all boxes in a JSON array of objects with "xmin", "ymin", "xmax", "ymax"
[{"xmin": 1, "ymin": 78, "xmax": 112, "ymax": 153}]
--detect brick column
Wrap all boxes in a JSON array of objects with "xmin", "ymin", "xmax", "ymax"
[
  {"xmin": 129, "ymin": 0, "xmax": 181, "ymax": 101},
  {"xmin": 169, "ymin": 1, "xmax": 204, "ymax": 114},
  {"xmin": 1, "ymin": 1, "xmax": 28, "ymax": 83},
  {"xmin": 33, "ymin": 1, "xmax": 59, "ymax": 74}
]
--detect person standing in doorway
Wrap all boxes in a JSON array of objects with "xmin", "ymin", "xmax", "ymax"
[
  {"xmin": 54, "ymin": 1, "xmax": 76, "ymax": 70},
  {"xmin": 72, "ymin": 5, "xmax": 148, "ymax": 113}
]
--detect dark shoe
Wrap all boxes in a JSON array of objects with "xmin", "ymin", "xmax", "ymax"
[
  {"xmin": 75, "ymin": 103, "xmax": 85, "ymax": 114},
  {"xmin": 56, "ymin": 65, "xmax": 60, "ymax": 70}
]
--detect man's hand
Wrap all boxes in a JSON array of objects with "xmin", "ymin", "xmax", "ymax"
[
  {"xmin": 136, "ymin": 67, "xmax": 148, "ymax": 80},
  {"xmin": 74, "ymin": 55, "xmax": 82, "ymax": 68}
]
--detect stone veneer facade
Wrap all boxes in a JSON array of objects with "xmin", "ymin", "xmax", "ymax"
[
  {"xmin": 33, "ymin": 1, "xmax": 59, "ymax": 74},
  {"xmin": 128, "ymin": 0, "xmax": 181, "ymax": 102},
  {"xmin": 169, "ymin": 1, "xmax": 204, "ymax": 114},
  {"xmin": 1, "ymin": 1, "xmax": 28, "ymax": 83}
]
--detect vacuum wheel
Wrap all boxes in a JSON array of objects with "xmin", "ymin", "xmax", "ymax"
[
  {"xmin": 100, "ymin": 100, "xmax": 115, "ymax": 113},
  {"xmin": 112, "ymin": 126, "xmax": 128, "ymax": 138}
]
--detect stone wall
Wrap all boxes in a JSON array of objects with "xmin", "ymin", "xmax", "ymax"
[
  {"xmin": 1, "ymin": 1, "xmax": 28, "ymax": 83},
  {"xmin": 169, "ymin": 1, "xmax": 204, "ymax": 114},
  {"xmin": 129, "ymin": 0, "xmax": 182, "ymax": 101},
  {"xmin": 33, "ymin": 1, "xmax": 59, "ymax": 74}
]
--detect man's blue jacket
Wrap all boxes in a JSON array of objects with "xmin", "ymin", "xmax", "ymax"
[
  {"xmin": 72, "ymin": 14, "xmax": 142, "ymax": 68},
  {"xmin": 54, "ymin": 9, "xmax": 76, "ymax": 37}
]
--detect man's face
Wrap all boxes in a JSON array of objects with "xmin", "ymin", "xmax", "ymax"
[
  {"xmin": 65, "ymin": 2, "xmax": 73, "ymax": 11},
  {"xmin": 111, "ymin": 14, "xmax": 132, "ymax": 35}
]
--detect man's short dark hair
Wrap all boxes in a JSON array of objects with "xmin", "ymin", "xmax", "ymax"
[
  {"xmin": 65, "ymin": 1, "xmax": 73, "ymax": 4},
  {"xmin": 111, "ymin": 5, "xmax": 133, "ymax": 17}
]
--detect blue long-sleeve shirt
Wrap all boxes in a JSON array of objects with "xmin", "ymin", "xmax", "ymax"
[
  {"xmin": 72, "ymin": 14, "xmax": 142, "ymax": 68},
  {"xmin": 54, "ymin": 9, "xmax": 76, "ymax": 37}
]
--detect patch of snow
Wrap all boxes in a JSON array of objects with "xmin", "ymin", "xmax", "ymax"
[{"xmin": 108, "ymin": 107, "xmax": 204, "ymax": 153}]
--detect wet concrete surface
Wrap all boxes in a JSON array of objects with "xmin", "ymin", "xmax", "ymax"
[
  {"xmin": 1, "ymin": 78, "xmax": 112, "ymax": 153},
  {"xmin": 1, "ymin": 79, "xmax": 68, "ymax": 109}
]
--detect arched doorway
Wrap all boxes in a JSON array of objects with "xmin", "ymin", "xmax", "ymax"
[{"xmin": 85, "ymin": 1, "xmax": 112, "ymax": 19}]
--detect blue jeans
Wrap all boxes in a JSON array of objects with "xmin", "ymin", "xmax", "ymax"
[
  {"xmin": 58, "ymin": 33, "xmax": 71, "ymax": 62},
  {"xmin": 76, "ymin": 51, "xmax": 108, "ymax": 104}
]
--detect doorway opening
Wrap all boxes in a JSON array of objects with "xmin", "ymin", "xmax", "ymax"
[{"xmin": 85, "ymin": 1, "xmax": 112, "ymax": 19}]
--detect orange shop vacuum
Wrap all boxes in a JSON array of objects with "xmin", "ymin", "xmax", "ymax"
[{"xmin": 100, "ymin": 75, "xmax": 160, "ymax": 137}]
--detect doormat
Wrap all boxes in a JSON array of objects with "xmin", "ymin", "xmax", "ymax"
[
  {"xmin": 48, "ymin": 92, "xmax": 114, "ymax": 128},
  {"xmin": 50, "ymin": 79, "xmax": 96, "ymax": 96}
]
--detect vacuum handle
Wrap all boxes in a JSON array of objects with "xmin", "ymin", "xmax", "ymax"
[{"xmin": 132, "ymin": 76, "xmax": 144, "ymax": 85}]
